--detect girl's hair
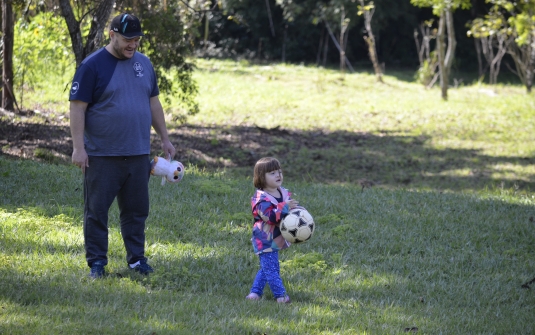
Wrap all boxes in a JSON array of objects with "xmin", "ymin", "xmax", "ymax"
[{"xmin": 253, "ymin": 157, "xmax": 282, "ymax": 189}]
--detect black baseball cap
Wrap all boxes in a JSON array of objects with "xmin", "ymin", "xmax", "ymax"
[{"xmin": 110, "ymin": 13, "xmax": 144, "ymax": 38}]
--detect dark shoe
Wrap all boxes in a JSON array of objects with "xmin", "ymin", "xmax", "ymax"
[
  {"xmin": 130, "ymin": 260, "xmax": 154, "ymax": 275},
  {"xmin": 89, "ymin": 261, "xmax": 106, "ymax": 279}
]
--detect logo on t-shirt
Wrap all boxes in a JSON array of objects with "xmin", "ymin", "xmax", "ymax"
[
  {"xmin": 70, "ymin": 82, "xmax": 80, "ymax": 95},
  {"xmin": 133, "ymin": 62, "xmax": 144, "ymax": 77}
]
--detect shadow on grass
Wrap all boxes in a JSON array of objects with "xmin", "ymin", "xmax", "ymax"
[
  {"xmin": 1, "ymin": 187, "xmax": 534, "ymax": 334},
  {"xmin": 2, "ymin": 151, "xmax": 535, "ymax": 333},
  {"xmin": 1, "ymin": 119, "xmax": 534, "ymax": 192},
  {"xmin": 167, "ymin": 125, "xmax": 535, "ymax": 193}
]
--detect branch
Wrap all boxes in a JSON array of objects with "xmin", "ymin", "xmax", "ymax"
[{"xmin": 324, "ymin": 20, "xmax": 355, "ymax": 73}]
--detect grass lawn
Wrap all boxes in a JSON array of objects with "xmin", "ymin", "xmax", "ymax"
[{"xmin": 1, "ymin": 59, "xmax": 534, "ymax": 334}]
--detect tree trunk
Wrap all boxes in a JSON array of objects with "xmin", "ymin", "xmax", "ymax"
[
  {"xmin": 444, "ymin": 9, "xmax": 456, "ymax": 94},
  {"xmin": 364, "ymin": 35, "xmax": 383, "ymax": 83},
  {"xmin": 2, "ymin": 0, "xmax": 15, "ymax": 111},
  {"xmin": 264, "ymin": 0, "xmax": 275, "ymax": 37},
  {"xmin": 437, "ymin": 8, "xmax": 456, "ymax": 101},
  {"xmin": 282, "ymin": 24, "xmax": 287, "ymax": 63},
  {"xmin": 339, "ymin": 7, "xmax": 347, "ymax": 74},
  {"xmin": 83, "ymin": 0, "xmax": 115, "ymax": 59},
  {"xmin": 527, "ymin": 35, "xmax": 534, "ymax": 93},
  {"xmin": 359, "ymin": 0, "xmax": 382, "ymax": 83},
  {"xmin": 436, "ymin": 12, "xmax": 446, "ymax": 99},
  {"xmin": 316, "ymin": 25, "xmax": 325, "ymax": 66},
  {"xmin": 59, "ymin": 0, "xmax": 84, "ymax": 67},
  {"xmin": 474, "ymin": 37, "xmax": 483, "ymax": 79},
  {"xmin": 324, "ymin": 20, "xmax": 354, "ymax": 72},
  {"xmin": 203, "ymin": 12, "xmax": 209, "ymax": 48},
  {"xmin": 322, "ymin": 29, "xmax": 328, "ymax": 67},
  {"xmin": 59, "ymin": 0, "xmax": 114, "ymax": 67}
]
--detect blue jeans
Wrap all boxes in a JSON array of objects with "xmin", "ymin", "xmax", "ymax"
[{"xmin": 250, "ymin": 251, "xmax": 286, "ymax": 298}]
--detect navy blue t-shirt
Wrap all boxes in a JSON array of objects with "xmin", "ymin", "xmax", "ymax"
[{"xmin": 69, "ymin": 48, "xmax": 159, "ymax": 156}]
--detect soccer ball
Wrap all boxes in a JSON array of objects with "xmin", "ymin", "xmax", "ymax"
[{"xmin": 280, "ymin": 207, "xmax": 315, "ymax": 243}]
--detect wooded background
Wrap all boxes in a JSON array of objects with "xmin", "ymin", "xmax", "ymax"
[{"xmin": 1, "ymin": 0, "xmax": 534, "ymax": 113}]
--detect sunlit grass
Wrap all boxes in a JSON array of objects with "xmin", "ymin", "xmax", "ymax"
[
  {"xmin": 174, "ymin": 59, "xmax": 535, "ymax": 191},
  {"xmin": 189, "ymin": 59, "xmax": 534, "ymax": 157}
]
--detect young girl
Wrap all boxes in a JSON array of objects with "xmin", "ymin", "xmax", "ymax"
[{"xmin": 246, "ymin": 157, "xmax": 298, "ymax": 303}]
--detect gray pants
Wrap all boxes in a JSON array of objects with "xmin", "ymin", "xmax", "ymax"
[{"xmin": 84, "ymin": 155, "xmax": 151, "ymax": 267}]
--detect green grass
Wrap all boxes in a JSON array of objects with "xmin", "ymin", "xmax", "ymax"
[
  {"xmin": 185, "ymin": 59, "xmax": 535, "ymax": 192},
  {"xmin": 1, "ymin": 59, "xmax": 535, "ymax": 334},
  {"xmin": 1, "ymin": 158, "xmax": 534, "ymax": 334}
]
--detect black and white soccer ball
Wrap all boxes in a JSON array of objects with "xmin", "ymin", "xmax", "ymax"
[{"xmin": 280, "ymin": 207, "xmax": 315, "ymax": 243}]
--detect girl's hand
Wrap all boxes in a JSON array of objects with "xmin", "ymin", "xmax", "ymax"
[{"xmin": 288, "ymin": 199, "xmax": 299, "ymax": 209}]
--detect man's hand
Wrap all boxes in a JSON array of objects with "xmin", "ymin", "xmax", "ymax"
[
  {"xmin": 162, "ymin": 139, "xmax": 176, "ymax": 160},
  {"xmin": 72, "ymin": 148, "xmax": 89, "ymax": 173}
]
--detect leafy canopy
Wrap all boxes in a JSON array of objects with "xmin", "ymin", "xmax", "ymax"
[{"xmin": 411, "ymin": 0, "xmax": 471, "ymax": 15}]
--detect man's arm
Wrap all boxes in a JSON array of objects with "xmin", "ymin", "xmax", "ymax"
[
  {"xmin": 70, "ymin": 100, "xmax": 89, "ymax": 173},
  {"xmin": 150, "ymin": 96, "xmax": 176, "ymax": 159}
]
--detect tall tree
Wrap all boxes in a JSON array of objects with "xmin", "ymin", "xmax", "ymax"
[{"xmin": 411, "ymin": 0, "xmax": 471, "ymax": 100}]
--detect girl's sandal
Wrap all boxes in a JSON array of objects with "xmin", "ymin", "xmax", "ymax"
[
  {"xmin": 276, "ymin": 295, "xmax": 291, "ymax": 304},
  {"xmin": 246, "ymin": 293, "xmax": 261, "ymax": 301}
]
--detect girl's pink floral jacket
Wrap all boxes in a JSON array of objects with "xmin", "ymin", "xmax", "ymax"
[{"xmin": 250, "ymin": 187, "xmax": 293, "ymax": 254}]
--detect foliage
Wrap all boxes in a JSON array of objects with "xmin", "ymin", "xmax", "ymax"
[
  {"xmin": 410, "ymin": 0, "xmax": 472, "ymax": 15},
  {"xmin": 133, "ymin": 2, "xmax": 200, "ymax": 122},
  {"xmin": 467, "ymin": 0, "xmax": 535, "ymax": 91},
  {"xmin": 467, "ymin": 8, "xmax": 511, "ymax": 39},
  {"xmin": 414, "ymin": 52, "xmax": 438, "ymax": 85},
  {"xmin": 13, "ymin": 12, "xmax": 74, "ymax": 109},
  {"xmin": 201, "ymin": 0, "xmax": 426, "ymax": 66}
]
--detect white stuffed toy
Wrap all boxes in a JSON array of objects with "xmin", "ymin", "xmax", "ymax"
[{"xmin": 150, "ymin": 156, "xmax": 185, "ymax": 186}]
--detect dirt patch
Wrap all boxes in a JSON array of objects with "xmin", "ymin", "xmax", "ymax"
[{"xmin": 0, "ymin": 110, "xmax": 320, "ymax": 173}]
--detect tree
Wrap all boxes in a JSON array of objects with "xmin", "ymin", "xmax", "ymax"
[
  {"xmin": 411, "ymin": 0, "xmax": 471, "ymax": 100},
  {"xmin": 358, "ymin": 0, "xmax": 382, "ymax": 82},
  {"xmin": 468, "ymin": 10, "xmax": 513, "ymax": 85},
  {"xmin": 313, "ymin": 0, "xmax": 357, "ymax": 73},
  {"xmin": 414, "ymin": 20, "xmax": 439, "ymax": 87},
  {"xmin": 496, "ymin": 0, "xmax": 534, "ymax": 93},
  {"xmin": 468, "ymin": 0, "xmax": 534, "ymax": 92}
]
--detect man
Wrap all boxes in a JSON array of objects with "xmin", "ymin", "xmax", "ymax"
[{"xmin": 69, "ymin": 13, "xmax": 176, "ymax": 278}]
